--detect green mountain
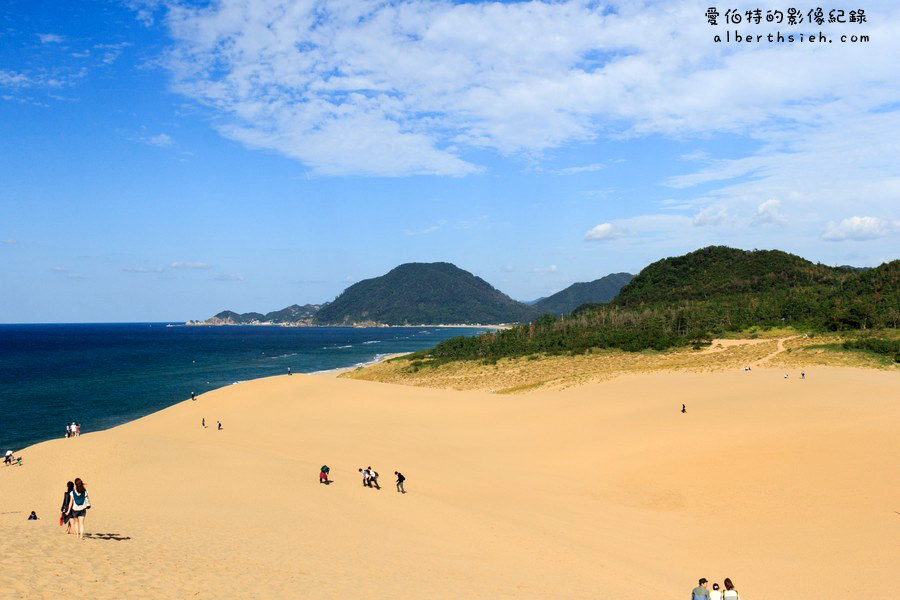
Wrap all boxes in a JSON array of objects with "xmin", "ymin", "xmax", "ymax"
[
  {"xmin": 314, "ymin": 262, "xmax": 538, "ymax": 325},
  {"xmin": 419, "ymin": 246, "xmax": 899, "ymax": 362},
  {"xmin": 206, "ymin": 304, "xmax": 323, "ymax": 324},
  {"xmin": 532, "ymin": 273, "xmax": 633, "ymax": 316}
]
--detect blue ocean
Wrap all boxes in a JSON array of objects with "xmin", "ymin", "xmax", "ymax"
[{"xmin": 0, "ymin": 323, "xmax": 487, "ymax": 452}]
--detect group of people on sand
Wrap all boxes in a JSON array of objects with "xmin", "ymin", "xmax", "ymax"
[
  {"xmin": 318, "ymin": 465, "xmax": 406, "ymax": 493},
  {"xmin": 4, "ymin": 449, "xmax": 22, "ymax": 466},
  {"xmin": 59, "ymin": 478, "xmax": 91, "ymax": 540},
  {"xmin": 693, "ymin": 577, "xmax": 741, "ymax": 599},
  {"xmin": 65, "ymin": 422, "xmax": 81, "ymax": 438},
  {"xmin": 200, "ymin": 418, "xmax": 223, "ymax": 430}
]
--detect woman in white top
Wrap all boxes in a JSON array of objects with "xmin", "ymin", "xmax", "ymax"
[
  {"xmin": 722, "ymin": 577, "xmax": 741, "ymax": 599},
  {"xmin": 66, "ymin": 477, "xmax": 91, "ymax": 540},
  {"xmin": 709, "ymin": 582, "xmax": 723, "ymax": 600}
]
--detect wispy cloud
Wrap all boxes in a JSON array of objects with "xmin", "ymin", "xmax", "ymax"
[
  {"xmin": 37, "ymin": 33, "xmax": 65, "ymax": 44},
  {"xmin": 94, "ymin": 42, "xmax": 132, "ymax": 65},
  {"xmin": 51, "ymin": 267, "xmax": 87, "ymax": 280},
  {"xmin": 212, "ymin": 273, "xmax": 244, "ymax": 282},
  {"xmin": 140, "ymin": 133, "xmax": 173, "ymax": 147},
  {"xmin": 123, "ymin": 266, "xmax": 166, "ymax": 273},
  {"xmin": 2, "ymin": 239, "xmax": 17, "ymax": 245},
  {"xmin": 404, "ymin": 220, "xmax": 447, "ymax": 236},
  {"xmin": 170, "ymin": 261, "xmax": 209, "ymax": 270},
  {"xmin": 533, "ymin": 264, "xmax": 558, "ymax": 274},
  {"xmin": 154, "ymin": 0, "xmax": 900, "ymax": 181}
]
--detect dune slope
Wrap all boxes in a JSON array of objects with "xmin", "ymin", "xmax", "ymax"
[{"xmin": 2, "ymin": 368, "xmax": 898, "ymax": 599}]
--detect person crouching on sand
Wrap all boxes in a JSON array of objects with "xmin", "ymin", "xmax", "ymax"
[
  {"xmin": 320, "ymin": 465, "xmax": 330, "ymax": 484},
  {"xmin": 66, "ymin": 477, "xmax": 91, "ymax": 540},
  {"xmin": 359, "ymin": 468, "xmax": 370, "ymax": 487}
]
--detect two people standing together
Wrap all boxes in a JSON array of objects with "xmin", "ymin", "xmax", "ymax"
[{"xmin": 60, "ymin": 478, "xmax": 91, "ymax": 540}]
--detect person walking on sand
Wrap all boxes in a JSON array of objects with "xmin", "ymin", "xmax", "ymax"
[
  {"xmin": 61, "ymin": 481, "xmax": 74, "ymax": 534},
  {"xmin": 4, "ymin": 450, "xmax": 12, "ymax": 465},
  {"xmin": 692, "ymin": 578, "xmax": 710, "ymax": 599},
  {"xmin": 395, "ymin": 471, "xmax": 406, "ymax": 493},
  {"xmin": 368, "ymin": 467, "xmax": 381, "ymax": 490},
  {"xmin": 709, "ymin": 582, "xmax": 723, "ymax": 600},
  {"xmin": 359, "ymin": 468, "xmax": 370, "ymax": 487},
  {"xmin": 287, "ymin": 367, "xmax": 292, "ymax": 376},
  {"xmin": 191, "ymin": 391, "xmax": 196, "ymax": 401},
  {"xmin": 721, "ymin": 578, "xmax": 740, "ymax": 600},
  {"xmin": 75, "ymin": 423, "xmax": 80, "ymax": 437},
  {"xmin": 681, "ymin": 404, "xmax": 686, "ymax": 413},
  {"xmin": 66, "ymin": 477, "xmax": 91, "ymax": 540},
  {"xmin": 217, "ymin": 421, "xmax": 222, "ymax": 430},
  {"xmin": 320, "ymin": 465, "xmax": 330, "ymax": 484},
  {"xmin": 202, "ymin": 418, "xmax": 206, "ymax": 428},
  {"xmin": 801, "ymin": 371, "xmax": 805, "ymax": 379}
]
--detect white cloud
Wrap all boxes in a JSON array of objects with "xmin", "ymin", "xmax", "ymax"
[
  {"xmin": 153, "ymin": 0, "xmax": 900, "ymax": 179},
  {"xmin": 753, "ymin": 199, "xmax": 786, "ymax": 226},
  {"xmin": 0, "ymin": 70, "xmax": 31, "ymax": 88},
  {"xmin": 51, "ymin": 266, "xmax": 86, "ymax": 279},
  {"xmin": 692, "ymin": 206, "xmax": 728, "ymax": 227},
  {"xmin": 123, "ymin": 266, "xmax": 167, "ymax": 273},
  {"xmin": 37, "ymin": 33, "xmax": 65, "ymax": 44},
  {"xmin": 584, "ymin": 223, "xmax": 625, "ymax": 241},
  {"xmin": 2, "ymin": 239, "xmax": 17, "ymax": 245},
  {"xmin": 823, "ymin": 216, "xmax": 896, "ymax": 242},
  {"xmin": 213, "ymin": 273, "xmax": 245, "ymax": 281},
  {"xmin": 501, "ymin": 265, "xmax": 516, "ymax": 273},
  {"xmin": 170, "ymin": 261, "xmax": 209, "ymax": 269}
]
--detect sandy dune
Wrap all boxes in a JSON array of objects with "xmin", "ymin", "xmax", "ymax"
[{"xmin": 2, "ymin": 367, "xmax": 898, "ymax": 599}]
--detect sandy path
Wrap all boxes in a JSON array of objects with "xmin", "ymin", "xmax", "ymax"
[{"xmin": 2, "ymin": 367, "xmax": 898, "ymax": 599}]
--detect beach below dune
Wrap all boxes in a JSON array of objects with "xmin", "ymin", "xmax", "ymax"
[{"xmin": 1, "ymin": 367, "xmax": 898, "ymax": 599}]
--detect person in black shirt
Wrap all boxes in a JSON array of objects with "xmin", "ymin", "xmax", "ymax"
[{"xmin": 394, "ymin": 471, "xmax": 406, "ymax": 493}]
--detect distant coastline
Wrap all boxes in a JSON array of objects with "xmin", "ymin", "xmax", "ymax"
[{"xmin": 183, "ymin": 321, "xmax": 511, "ymax": 329}]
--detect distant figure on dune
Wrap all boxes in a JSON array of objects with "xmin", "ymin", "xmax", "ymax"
[
  {"xmin": 681, "ymin": 404, "xmax": 687, "ymax": 414},
  {"xmin": 61, "ymin": 481, "xmax": 74, "ymax": 534},
  {"xmin": 709, "ymin": 582, "xmax": 723, "ymax": 600},
  {"xmin": 66, "ymin": 477, "xmax": 91, "ymax": 540},
  {"xmin": 287, "ymin": 367, "xmax": 292, "ymax": 376},
  {"xmin": 28, "ymin": 511, "xmax": 38, "ymax": 520},
  {"xmin": 784, "ymin": 374, "xmax": 789, "ymax": 379},
  {"xmin": 359, "ymin": 468, "xmax": 370, "ymax": 487},
  {"xmin": 320, "ymin": 465, "xmax": 331, "ymax": 484},
  {"xmin": 394, "ymin": 471, "xmax": 406, "ymax": 493},
  {"xmin": 4, "ymin": 450, "xmax": 12, "ymax": 465},
  {"xmin": 75, "ymin": 423, "xmax": 80, "ymax": 437},
  {"xmin": 191, "ymin": 391, "xmax": 196, "ymax": 401},
  {"xmin": 801, "ymin": 372, "xmax": 805, "ymax": 379},
  {"xmin": 722, "ymin": 578, "xmax": 740, "ymax": 599},
  {"xmin": 217, "ymin": 421, "xmax": 223, "ymax": 430},
  {"xmin": 202, "ymin": 418, "xmax": 206, "ymax": 428},
  {"xmin": 691, "ymin": 578, "xmax": 709, "ymax": 599}
]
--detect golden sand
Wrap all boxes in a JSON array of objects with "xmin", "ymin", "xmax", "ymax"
[{"xmin": 2, "ymin": 366, "xmax": 898, "ymax": 598}]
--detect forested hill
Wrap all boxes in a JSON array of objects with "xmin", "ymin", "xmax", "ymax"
[
  {"xmin": 314, "ymin": 262, "xmax": 538, "ymax": 325},
  {"xmin": 419, "ymin": 247, "xmax": 899, "ymax": 362},
  {"xmin": 532, "ymin": 273, "xmax": 633, "ymax": 316},
  {"xmin": 614, "ymin": 246, "xmax": 857, "ymax": 306},
  {"xmin": 204, "ymin": 304, "xmax": 323, "ymax": 324}
]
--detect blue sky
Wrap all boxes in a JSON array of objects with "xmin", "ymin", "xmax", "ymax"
[{"xmin": 1, "ymin": 0, "xmax": 898, "ymax": 322}]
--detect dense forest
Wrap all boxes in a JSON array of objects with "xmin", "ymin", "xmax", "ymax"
[{"xmin": 417, "ymin": 247, "xmax": 899, "ymax": 363}]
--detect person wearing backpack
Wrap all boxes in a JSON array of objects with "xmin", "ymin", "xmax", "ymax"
[
  {"xmin": 66, "ymin": 477, "xmax": 91, "ymax": 540},
  {"xmin": 319, "ymin": 465, "xmax": 330, "ymax": 484}
]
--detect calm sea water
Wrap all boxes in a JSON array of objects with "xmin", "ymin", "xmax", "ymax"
[{"xmin": 0, "ymin": 323, "xmax": 488, "ymax": 451}]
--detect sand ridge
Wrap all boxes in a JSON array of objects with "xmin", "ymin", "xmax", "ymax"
[{"xmin": 2, "ymin": 367, "xmax": 898, "ymax": 598}]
